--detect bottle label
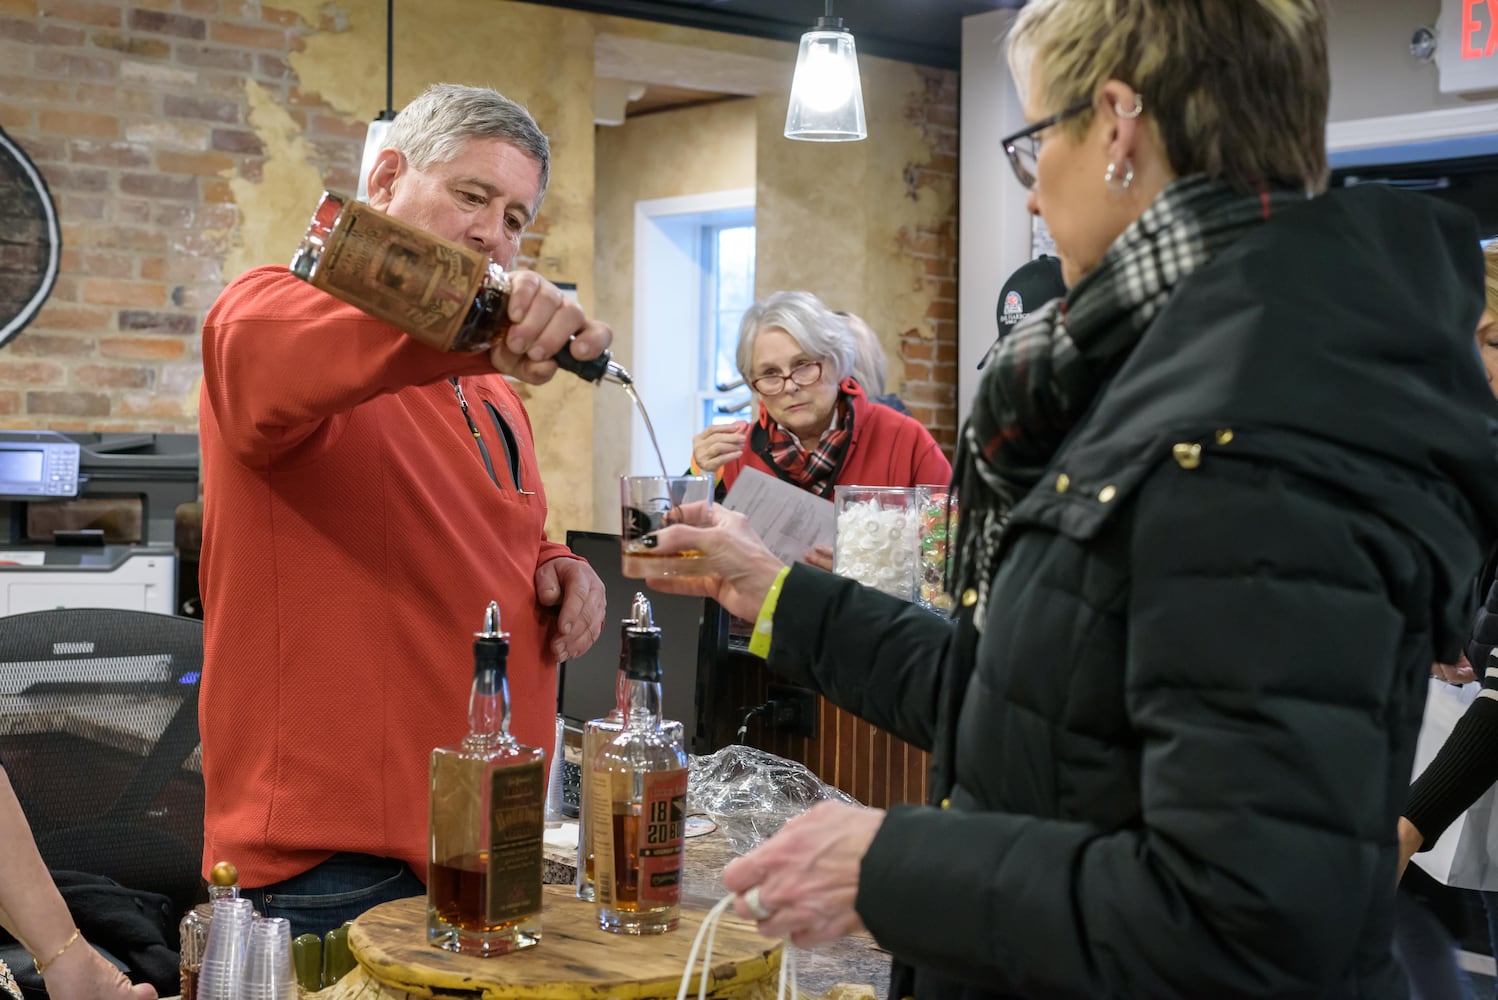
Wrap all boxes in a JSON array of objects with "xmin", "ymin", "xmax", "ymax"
[
  {"xmin": 487, "ymin": 758, "xmax": 544, "ymax": 923},
  {"xmin": 637, "ymin": 768, "xmax": 687, "ymax": 907},
  {"xmin": 306, "ymin": 198, "xmax": 489, "ymax": 351},
  {"xmin": 590, "ymin": 767, "xmax": 617, "ymax": 908}
]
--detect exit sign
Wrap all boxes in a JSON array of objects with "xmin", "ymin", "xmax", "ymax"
[{"xmin": 1437, "ymin": 0, "xmax": 1498, "ymax": 93}]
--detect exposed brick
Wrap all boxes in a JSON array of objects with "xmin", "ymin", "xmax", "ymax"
[
  {"xmin": 79, "ymin": 251, "xmax": 135, "ymax": 278},
  {"xmin": 82, "ymin": 278, "xmax": 167, "ymax": 308},
  {"xmin": 158, "ymin": 361, "xmax": 199, "ymax": 394},
  {"xmin": 0, "ymin": 73, "xmax": 72, "ymax": 102},
  {"xmin": 162, "ymin": 93, "xmax": 237, "ymax": 123},
  {"xmin": 256, "ymin": 52, "xmax": 289, "ymax": 79},
  {"xmin": 27, "ymin": 390, "xmax": 110, "ymax": 416},
  {"xmin": 0, "ymin": 361, "xmax": 65, "ymax": 384},
  {"xmin": 119, "ymin": 171, "xmax": 198, "ymax": 199},
  {"xmin": 934, "ymin": 341, "xmax": 957, "ymax": 364},
  {"xmin": 924, "ymin": 300, "xmax": 956, "ymax": 322},
  {"xmin": 209, "ymin": 127, "xmax": 261, "ymax": 154},
  {"xmin": 118, "ymin": 309, "xmax": 197, "ymax": 334},
  {"xmin": 151, "ymin": 203, "xmax": 193, "ymax": 228},
  {"xmin": 41, "ymin": 164, "xmax": 112, "ymax": 192},
  {"xmin": 98, "ymin": 335, "xmax": 186, "ymax": 359},
  {"xmin": 56, "ymin": 192, "xmax": 107, "ymax": 220},
  {"xmin": 92, "ymin": 31, "xmax": 171, "ymax": 58},
  {"xmin": 127, "ymin": 8, "xmax": 204, "ymax": 38},
  {"xmin": 310, "ymin": 112, "xmax": 366, "ymax": 141},
  {"xmin": 68, "ymin": 137, "xmax": 151, "ymax": 167},
  {"xmin": 12, "ymin": 135, "xmax": 66, "ymax": 163},
  {"xmin": 75, "ymin": 363, "xmax": 152, "ymax": 388},
  {"xmin": 174, "ymin": 44, "xmax": 252, "ymax": 72},
  {"xmin": 209, "ymin": 20, "xmax": 282, "ymax": 47},
  {"xmin": 0, "ymin": 0, "xmax": 38, "ymax": 16},
  {"xmin": 76, "ymin": 83, "xmax": 157, "ymax": 113},
  {"xmin": 126, "ymin": 118, "xmax": 210, "ymax": 150},
  {"xmin": 30, "ymin": 302, "xmax": 112, "ymax": 331},
  {"xmin": 903, "ymin": 360, "xmax": 933, "ymax": 381},
  {"xmin": 47, "ymin": 275, "xmax": 78, "ymax": 301},
  {"xmin": 116, "ymin": 392, "xmax": 190, "ymax": 419},
  {"xmin": 191, "ymin": 203, "xmax": 237, "ymax": 230},
  {"xmin": 0, "ymin": 391, "xmax": 22, "ymax": 415},
  {"xmin": 902, "ymin": 339, "xmax": 934, "ymax": 362},
  {"xmin": 4, "ymin": 333, "xmax": 95, "ymax": 356},
  {"xmin": 258, "ymin": 6, "xmax": 301, "ymax": 26},
  {"xmin": 319, "ymin": 163, "xmax": 355, "ymax": 191},
  {"xmin": 155, "ymin": 148, "xmax": 232, "ymax": 176},
  {"xmin": 90, "ymin": 226, "xmax": 166, "ymax": 253},
  {"xmin": 0, "ymin": 105, "xmax": 30, "ymax": 129},
  {"xmin": 37, "ymin": 108, "xmax": 118, "ymax": 138},
  {"xmin": 170, "ymin": 283, "xmax": 221, "ymax": 309},
  {"xmin": 41, "ymin": 0, "xmax": 120, "ymax": 26},
  {"xmin": 178, "ymin": 0, "xmax": 215, "ymax": 12},
  {"xmin": 120, "ymin": 60, "xmax": 195, "ymax": 87},
  {"xmin": 0, "ymin": 16, "xmax": 83, "ymax": 44},
  {"xmin": 33, "ymin": 50, "xmax": 115, "ymax": 78}
]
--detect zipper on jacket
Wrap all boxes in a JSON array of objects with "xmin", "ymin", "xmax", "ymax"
[
  {"xmin": 450, "ymin": 377, "xmax": 502, "ymax": 489},
  {"xmin": 483, "ymin": 399, "xmax": 533, "ymax": 495}
]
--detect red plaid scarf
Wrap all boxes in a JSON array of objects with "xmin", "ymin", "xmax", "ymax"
[{"xmin": 754, "ymin": 387, "xmax": 855, "ymax": 497}]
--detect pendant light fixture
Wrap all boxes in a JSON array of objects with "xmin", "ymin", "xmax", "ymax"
[
  {"xmin": 783, "ymin": 0, "xmax": 866, "ymax": 142},
  {"xmin": 355, "ymin": 0, "xmax": 397, "ymax": 201}
]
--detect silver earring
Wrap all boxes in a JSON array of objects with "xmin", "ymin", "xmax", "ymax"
[
  {"xmin": 1114, "ymin": 94, "xmax": 1143, "ymax": 119},
  {"xmin": 1104, "ymin": 159, "xmax": 1134, "ymax": 193}
]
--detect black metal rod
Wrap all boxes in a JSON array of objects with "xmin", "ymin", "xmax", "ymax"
[{"xmin": 384, "ymin": 0, "xmax": 394, "ymax": 115}]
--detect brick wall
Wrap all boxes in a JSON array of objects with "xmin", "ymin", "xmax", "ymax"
[
  {"xmin": 897, "ymin": 66, "xmax": 959, "ymax": 459},
  {"xmin": 0, "ymin": 0, "xmax": 342, "ymax": 430}
]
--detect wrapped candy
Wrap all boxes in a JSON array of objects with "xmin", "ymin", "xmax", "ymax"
[
  {"xmin": 917, "ymin": 490, "xmax": 959, "ymax": 613},
  {"xmin": 833, "ymin": 486, "xmax": 922, "ymax": 601}
]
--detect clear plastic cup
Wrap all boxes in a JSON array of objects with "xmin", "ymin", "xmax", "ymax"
[
  {"xmin": 195, "ymin": 898, "xmax": 254, "ymax": 1000},
  {"xmin": 242, "ymin": 917, "xmax": 296, "ymax": 1000}
]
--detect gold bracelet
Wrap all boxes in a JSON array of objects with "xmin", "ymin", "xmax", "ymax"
[{"xmin": 33, "ymin": 928, "xmax": 81, "ymax": 976}]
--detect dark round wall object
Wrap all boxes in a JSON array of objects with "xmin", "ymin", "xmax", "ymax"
[{"xmin": 0, "ymin": 126, "xmax": 61, "ymax": 348}]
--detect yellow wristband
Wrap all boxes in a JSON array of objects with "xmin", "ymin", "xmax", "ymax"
[
  {"xmin": 33, "ymin": 928, "xmax": 81, "ymax": 976},
  {"xmin": 748, "ymin": 566, "xmax": 792, "ymax": 659}
]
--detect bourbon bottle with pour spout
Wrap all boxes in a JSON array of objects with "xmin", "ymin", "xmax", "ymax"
[
  {"xmin": 591, "ymin": 595, "xmax": 689, "ymax": 934},
  {"xmin": 289, "ymin": 190, "xmax": 631, "ymax": 384},
  {"xmin": 427, "ymin": 601, "xmax": 545, "ymax": 955},
  {"xmin": 178, "ymin": 861, "xmax": 245, "ymax": 1000},
  {"xmin": 576, "ymin": 593, "xmax": 684, "ymax": 902}
]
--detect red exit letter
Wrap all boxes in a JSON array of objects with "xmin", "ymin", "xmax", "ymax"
[{"xmin": 1463, "ymin": 0, "xmax": 1498, "ymax": 59}]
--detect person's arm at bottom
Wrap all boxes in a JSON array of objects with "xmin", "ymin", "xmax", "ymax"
[{"xmin": 0, "ymin": 768, "xmax": 155, "ymax": 1000}]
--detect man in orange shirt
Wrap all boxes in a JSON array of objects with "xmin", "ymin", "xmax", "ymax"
[{"xmin": 197, "ymin": 83, "xmax": 608, "ymax": 937}]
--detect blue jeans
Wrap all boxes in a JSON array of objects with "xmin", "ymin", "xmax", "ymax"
[{"xmin": 241, "ymin": 853, "xmax": 425, "ymax": 940}]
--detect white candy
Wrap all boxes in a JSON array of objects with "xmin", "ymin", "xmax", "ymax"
[{"xmin": 834, "ymin": 499, "xmax": 918, "ymax": 600}]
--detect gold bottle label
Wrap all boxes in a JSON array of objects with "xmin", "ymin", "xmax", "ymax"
[
  {"xmin": 590, "ymin": 767, "xmax": 617, "ymax": 907},
  {"xmin": 486, "ymin": 758, "xmax": 544, "ymax": 923},
  {"xmin": 307, "ymin": 198, "xmax": 490, "ymax": 351}
]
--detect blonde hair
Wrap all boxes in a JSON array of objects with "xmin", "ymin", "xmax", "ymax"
[{"xmin": 1009, "ymin": 0, "xmax": 1329, "ymax": 194}]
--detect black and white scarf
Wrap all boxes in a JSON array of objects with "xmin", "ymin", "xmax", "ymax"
[{"xmin": 950, "ymin": 175, "xmax": 1307, "ymax": 623}]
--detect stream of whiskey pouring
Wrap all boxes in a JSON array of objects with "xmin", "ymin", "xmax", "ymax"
[{"xmin": 675, "ymin": 894, "xmax": 797, "ymax": 1000}]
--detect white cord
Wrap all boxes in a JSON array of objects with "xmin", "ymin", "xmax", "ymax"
[{"xmin": 676, "ymin": 894, "xmax": 797, "ymax": 1000}]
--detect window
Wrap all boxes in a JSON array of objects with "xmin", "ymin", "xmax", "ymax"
[{"xmin": 699, "ymin": 221, "xmax": 756, "ymax": 429}]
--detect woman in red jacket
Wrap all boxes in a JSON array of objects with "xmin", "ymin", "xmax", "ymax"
[{"xmin": 690, "ymin": 290, "xmax": 951, "ymax": 505}]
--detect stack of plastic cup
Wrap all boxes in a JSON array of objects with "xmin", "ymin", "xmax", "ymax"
[
  {"xmin": 242, "ymin": 917, "xmax": 297, "ymax": 1000},
  {"xmin": 546, "ymin": 713, "xmax": 567, "ymax": 824},
  {"xmin": 195, "ymin": 898, "xmax": 254, "ymax": 1000}
]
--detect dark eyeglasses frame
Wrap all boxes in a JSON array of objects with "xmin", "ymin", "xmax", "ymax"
[
  {"xmin": 1000, "ymin": 99, "xmax": 1093, "ymax": 190},
  {"xmin": 751, "ymin": 360, "xmax": 823, "ymax": 397}
]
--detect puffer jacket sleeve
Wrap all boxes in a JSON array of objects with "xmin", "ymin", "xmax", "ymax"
[
  {"xmin": 856, "ymin": 457, "xmax": 1426, "ymax": 997},
  {"xmin": 767, "ymin": 565, "xmax": 955, "ymax": 751}
]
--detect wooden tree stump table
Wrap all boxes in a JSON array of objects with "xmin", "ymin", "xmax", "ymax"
[{"xmin": 321, "ymin": 887, "xmax": 786, "ymax": 1000}]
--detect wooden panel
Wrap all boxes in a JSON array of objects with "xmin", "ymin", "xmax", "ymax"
[{"xmin": 701, "ymin": 647, "xmax": 928, "ymax": 810}]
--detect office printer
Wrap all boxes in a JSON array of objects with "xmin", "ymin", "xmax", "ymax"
[{"xmin": 0, "ymin": 431, "xmax": 198, "ymax": 615}]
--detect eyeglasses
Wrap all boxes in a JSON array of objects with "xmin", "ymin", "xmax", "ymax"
[
  {"xmin": 751, "ymin": 361, "xmax": 823, "ymax": 396},
  {"xmin": 1000, "ymin": 99, "xmax": 1092, "ymax": 190}
]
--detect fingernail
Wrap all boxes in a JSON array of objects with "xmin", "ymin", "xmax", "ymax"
[
  {"xmin": 642, "ymin": 535, "xmax": 658, "ymax": 549},
  {"xmin": 561, "ymin": 621, "xmax": 573, "ymax": 634},
  {"xmin": 507, "ymin": 335, "xmax": 526, "ymax": 353}
]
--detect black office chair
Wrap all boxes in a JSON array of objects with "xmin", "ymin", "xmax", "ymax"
[{"xmin": 0, "ymin": 607, "xmax": 204, "ymax": 987}]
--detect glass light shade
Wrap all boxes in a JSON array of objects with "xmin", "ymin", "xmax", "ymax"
[
  {"xmin": 784, "ymin": 29, "xmax": 867, "ymax": 142},
  {"xmin": 355, "ymin": 114, "xmax": 396, "ymax": 203}
]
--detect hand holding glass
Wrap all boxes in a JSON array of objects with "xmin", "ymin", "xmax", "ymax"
[{"xmin": 620, "ymin": 475, "xmax": 714, "ymax": 578}]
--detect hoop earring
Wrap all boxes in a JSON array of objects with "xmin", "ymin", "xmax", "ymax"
[
  {"xmin": 1104, "ymin": 159, "xmax": 1134, "ymax": 193},
  {"xmin": 1114, "ymin": 94, "xmax": 1143, "ymax": 119}
]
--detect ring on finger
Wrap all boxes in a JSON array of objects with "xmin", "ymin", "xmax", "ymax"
[{"xmin": 742, "ymin": 886, "xmax": 772, "ymax": 921}]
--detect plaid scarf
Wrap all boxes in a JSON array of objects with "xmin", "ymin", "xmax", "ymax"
[
  {"xmin": 755, "ymin": 388, "xmax": 855, "ymax": 498},
  {"xmin": 950, "ymin": 175, "xmax": 1307, "ymax": 624}
]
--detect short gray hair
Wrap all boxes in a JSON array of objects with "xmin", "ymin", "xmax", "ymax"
[
  {"xmin": 735, "ymin": 291, "xmax": 856, "ymax": 385},
  {"xmin": 384, "ymin": 83, "xmax": 551, "ymax": 212}
]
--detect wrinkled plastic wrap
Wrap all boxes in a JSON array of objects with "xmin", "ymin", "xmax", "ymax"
[{"xmin": 688, "ymin": 745, "xmax": 858, "ymax": 854}]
